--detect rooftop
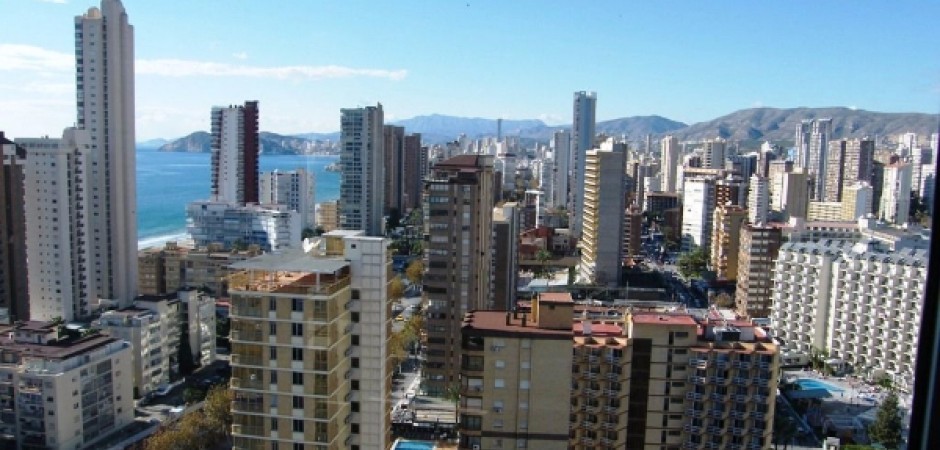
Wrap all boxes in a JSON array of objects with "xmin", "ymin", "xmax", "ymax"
[
  {"xmin": 538, "ymin": 292, "xmax": 573, "ymax": 304},
  {"xmin": 462, "ymin": 311, "xmax": 572, "ymax": 338},
  {"xmin": 229, "ymin": 249, "xmax": 349, "ymax": 274},
  {"xmin": 630, "ymin": 313, "xmax": 699, "ymax": 326},
  {"xmin": 2, "ymin": 333, "xmax": 124, "ymax": 361}
]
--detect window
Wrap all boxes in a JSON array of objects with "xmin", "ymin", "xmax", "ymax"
[
  {"xmin": 352, "ymin": 335, "xmax": 359, "ymax": 346},
  {"xmin": 269, "ymin": 298, "xmax": 276, "ymax": 311},
  {"xmin": 269, "ymin": 347, "xmax": 277, "ymax": 360},
  {"xmin": 292, "ymin": 298, "xmax": 303, "ymax": 312},
  {"xmin": 494, "ymin": 379, "xmax": 505, "ymax": 388},
  {"xmin": 351, "ymin": 402, "xmax": 360, "ymax": 412},
  {"xmin": 292, "ymin": 348, "xmax": 303, "ymax": 361},
  {"xmin": 293, "ymin": 396, "xmax": 304, "ymax": 409},
  {"xmin": 293, "ymin": 419, "xmax": 304, "ymax": 432},
  {"xmin": 352, "ymin": 358, "xmax": 359, "ymax": 368},
  {"xmin": 494, "ymin": 360, "xmax": 505, "ymax": 368},
  {"xmin": 351, "ymin": 312, "xmax": 360, "ymax": 323},
  {"xmin": 269, "ymin": 322, "xmax": 277, "ymax": 335},
  {"xmin": 292, "ymin": 372, "xmax": 303, "ymax": 385},
  {"xmin": 270, "ymin": 372, "xmax": 278, "ymax": 384},
  {"xmin": 271, "ymin": 417, "xmax": 279, "ymax": 431},
  {"xmin": 520, "ymin": 380, "xmax": 530, "ymax": 390},
  {"xmin": 291, "ymin": 323, "xmax": 303, "ymax": 336}
]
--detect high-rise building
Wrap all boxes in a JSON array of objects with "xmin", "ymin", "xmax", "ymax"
[
  {"xmin": 340, "ymin": 104, "xmax": 385, "ymax": 236},
  {"xmin": 734, "ymin": 224, "xmax": 783, "ymax": 318},
  {"xmin": 879, "ymin": 162, "xmax": 912, "ymax": 225},
  {"xmin": 807, "ymin": 118, "xmax": 833, "ymax": 200},
  {"xmin": 711, "ymin": 204, "xmax": 747, "ymax": 280},
  {"xmin": 186, "ymin": 201, "xmax": 300, "ymax": 252},
  {"xmin": 771, "ymin": 239, "xmax": 926, "ymax": 389},
  {"xmin": 910, "ymin": 146, "xmax": 931, "ymax": 198},
  {"xmin": 795, "ymin": 120, "xmax": 812, "ymax": 170},
  {"xmin": 681, "ymin": 176, "xmax": 718, "ymax": 251},
  {"xmin": 660, "ymin": 135, "xmax": 679, "ymax": 192},
  {"xmin": 458, "ymin": 293, "xmax": 780, "ymax": 450},
  {"xmin": 137, "ymin": 242, "xmax": 261, "ymax": 297},
  {"xmin": 383, "ymin": 125, "xmax": 405, "ymax": 215},
  {"xmin": 491, "ymin": 203, "xmax": 520, "ymax": 311},
  {"xmin": 570, "ymin": 91, "xmax": 596, "ymax": 237},
  {"xmin": 75, "ymin": 0, "xmax": 138, "ymax": 303},
  {"xmin": 578, "ymin": 144, "xmax": 626, "ymax": 286},
  {"xmin": 401, "ymin": 133, "xmax": 425, "ymax": 212},
  {"xmin": 551, "ymin": 130, "xmax": 571, "ymax": 210},
  {"xmin": 747, "ymin": 175, "xmax": 770, "ymax": 224},
  {"xmin": 423, "ymin": 155, "xmax": 495, "ymax": 395},
  {"xmin": 228, "ymin": 232, "xmax": 392, "ymax": 449},
  {"xmin": 316, "ymin": 200, "xmax": 339, "ymax": 233},
  {"xmin": 772, "ymin": 170, "xmax": 809, "ymax": 220},
  {"xmin": 624, "ymin": 205, "xmax": 643, "ymax": 258},
  {"xmin": 716, "ymin": 174, "xmax": 746, "ymax": 207},
  {"xmin": 259, "ymin": 168, "xmax": 316, "ymax": 230},
  {"xmin": 0, "ymin": 321, "xmax": 134, "ymax": 450},
  {"xmin": 807, "ymin": 201, "xmax": 845, "ymax": 222},
  {"xmin": 841, "ymin": 182, "xmax": 873, "ymax": 221},
  {"xmin": 823, "ymin": 139, "xmax": 847, "ymax": 202},
  {"xmin": 702, "ymin": 138, "xmax": 727, "ymax": 169},
  {"xmin": 0, "ymin": 133, "xmax": 28, "ymax": 321},
  {"xmin": 18, "ymin": 129, "xmax": 94, "ymax": 321},
  {"xmin": 842, "ymin": 138, "xmax": 874, "ymax": 189},
  {"xmin": 211, "ymin": 101, "xmax": 260, "ymax": 204}
]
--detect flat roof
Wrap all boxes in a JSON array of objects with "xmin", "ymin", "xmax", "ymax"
[
  {"xmin": 462, "ymin": 311, "xmax": 572, "ymax": 338},
  {"xmin": 229, "ymin": 250, "xmax": 349, "ymax": 273},
  {"xmin": 631, "ymin": 313, "xmax": 699, "ymax": 326},
  {"xmin": 538, "ymin": 292, "xmax": 573, "ymax": 304},
  {"xmin": 10, "ymin": 334, "xmax": 123, "ymax": 360}
]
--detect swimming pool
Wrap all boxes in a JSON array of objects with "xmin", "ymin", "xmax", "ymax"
[
  {"xmin": 795, "ymin": 378, "xmax": 844, "ymax": 393},
  {"xmin": 393, "ymin": 440, "xmax": 436, "ymax": 450}
]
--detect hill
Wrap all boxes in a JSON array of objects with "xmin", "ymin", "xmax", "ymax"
[
  {"xmin": 671, "ymin": 107, "xmax": 938, "ymax": 144},
  {"xmin": 157, "ymin": 131, "xmax": 314, "ymax": 154}
]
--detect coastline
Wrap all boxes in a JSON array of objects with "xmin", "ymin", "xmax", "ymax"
[{"xmin": 137, "ymin": 230, "xmax": 190, "ymax": 250}]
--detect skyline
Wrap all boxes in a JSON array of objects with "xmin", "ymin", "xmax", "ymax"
[{"xmin": 1, "ymin": 0, "xmax": 938, "ymax": 140}]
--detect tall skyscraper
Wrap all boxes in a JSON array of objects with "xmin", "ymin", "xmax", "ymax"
[
  {"xmin": 211, "ymin": 101, "xmax": 260, "ymax": 204},
  {"xmin": 383, "ymin": 125, "xmax": 405, "ymax": 215},
  {"xmin": 842, "ymin": 138, "xmax": 874, "ymax": 188},
  {"xmin": 75, "ymin": 0, "xmax": 138, "ymax": 302},
  {"xmin": 259, "ymin": 168, "xmax": 316, "ymax": 230},
  {"xmin": 422, "ymin": 155, "xmax": 494, "ymax": 395},
  {"xmin": 401, "ymin": 133, "xmax": 424, "ymax": 212},
  {"xmin": 879, "ymin": 162, "xmax": 913, "ymax": 224},
  {"xmin": 570, "ymin": 91, "xmax": 596, "ymax": 236},
  {"xmin": 578, "ymin": 143, "xmax": 626, "ymax": 286},
  {"xmin": 18, "ymin": 129, "xmax": 94, "ymax": 321},
  {"xmin": 807, "ymin": 118, "xmax": 833, "ymax": 200},
  {"xmin": 660, "ymin": 135, "xmax": 679, "ymax": 192},
  {"xmin": 841, "ymin": 182, "xmax": 873, "ymax": 221},
  {"xmin": 795, "ymin": 119, "xmax": 812, "ymax": 170},
  {"xmin": 747, "ymin": 174, "xmax": 770, "ymax": 224},
  {"xmin": 0, "ymin": 133, "xmax": 28, "ymax": 321},
  {"xmin": 340, "ymin": 104, "xmax": 385, "ymax": 236},
  {"xmin": 702, "ymin": 138, "xmax": 727, "ymax": 169},
  {"xmin": 823, "ymin": 139, "xmax": 847, "ymax": 202},
  {"xmin": 681, "ymin": 176, "xmax": 718, "ymax": 251},
  {"xmin": 551, "ymin": 130, "xmax": 571, "ymax": 210},
  {"xmin": 735, "ymin": 224, "xmax": 783, "ymax": 318},
  {"xmin": 491, "ymin": 202, "xmax": 520, "ymax": 310}
]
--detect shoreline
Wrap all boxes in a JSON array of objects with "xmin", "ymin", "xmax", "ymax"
[{"xmin": 137, "ymin": 231, "xmax": 190, "ymax": 250}]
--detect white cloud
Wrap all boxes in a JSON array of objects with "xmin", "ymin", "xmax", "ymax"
[
  {"xmin": 36, "ymin": 0, "xmax": 68, "ymax": 3},
  {"xmin": 0, "ymin": 44, "xmax": 72, "ymax": 72},
  {"xmin": 537, "ymin": 113, "xmax": 564, "ymax": 125},
  {"xmin": 0, "ymin": 44, "xmax": 407, "ymax": 81},
  {"xmin": 136, "ymin": 59, "xmax": 407, "ymax": 81},
  {"xmin": 232, "ymin": 52, "xmax": 248, "ymax": 60}
]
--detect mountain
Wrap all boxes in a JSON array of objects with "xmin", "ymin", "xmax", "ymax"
[
  {"xmin": 292, "ymin": 131, "xmax": 341, "ymax": 142},
  {"xmin": 517, "ymin": 115, "xmax": 688, "ymax": 141},
  {"xmin": 671, "ymin": 107, "xmax": 939, "ymax": 144},
  {"xmin": 157, "ymin": 131, "xmax": 315, "ymax": 154},
  {"xmin": 392, "ymin": 114, "xmax": 546, "ymax": 143},
  {"xmin": 137, "ymin": 138, "xmax": 171, "ymax": 149}
]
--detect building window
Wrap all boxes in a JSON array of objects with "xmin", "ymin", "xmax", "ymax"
[
  {"xmin": 292, "ymin": 348, "xmax": 303, "ymax": 361},
  {"xmin": 292, "ymin": 372, "xmax": 303, "ymax": 385},
  {"xmin": 293, "ymin": 419, "xmax": 304, "ymax": 432},
  {"xmin": 269, "ymin": 322, "xmax": 277, "ymax": 335},
  {"xmin": 351, "ymin": 402, "xmax": 360, "ymax": 412},
  {"xmin": 352, "ymin": 335, "xmax": 359, "ymax": 346},
  {"xmin": 270, "ymin": 372, "xmax": 278, "ymax": 384},
  {"xmin": 292, "ymin": 323, "xmax": 303, "ymax": 336},
  {"xmin": 292, "ymin": 298, "xmax": 303, "ymax": 312},
  {"xmin": 351, "ymin": 312, "xmax": 360, "ymax": 323},
  {"xmin": 269, "ymin": 347, "xmax": 277, "ymax": 360},
  {"xmin": 293, "ymin": 396, "xmax": 304, "ymax": 409},
  {"xmin": 495, "ymin": 379, "xmax": 505, "ymax": 388},
  {"xmin": 269, "ymin": 298, "xmax": 276, "ymax": 311},
  {"xmin": 271, "ymin": 417, "xmax": 279, "ymax": 431},
  {"xmin": 352, "ymin": 358, "xmax": 359, "ymax": 368}
]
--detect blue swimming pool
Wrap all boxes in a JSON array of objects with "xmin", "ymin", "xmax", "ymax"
[
  {"xmin": 795, "ymin": 378, "xmax": 844, "ymax": 393},
  {"xmin": 393, "ymin": 441, "xmax": 435, "ymax": 450}
]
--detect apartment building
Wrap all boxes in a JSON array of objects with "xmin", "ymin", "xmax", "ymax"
[
  {"xmin": 186, "ymin": 201, "xmax": 300, "ymax": 252},
  {"xmin": 0, "ymin": 322, "xmax": 133, "ymax": 450},
  {"xmin": 807, "ymin": 201, "xmax": 845, "ymax": 222},
  {"xmin": 423, "ymin": 155, "xmax": 495, "ymax": 395},
  {"xmin": 578, "ymin": 145, "xmax": 626, "ymax": 286},
  {"xmin": 681, "ymin": 176, "xmax": 717, "ymax": 251},
  {"xmin": 178, "ymin": 289, "xmax": 218, "ymax": 368},
  {"xmin": 491, "ymin": 203, "xmax": 520, "ymax": 311},
  {"xmin": 138, "ymin": 242, "xmax": 262, "ymax": 297},
  {"xmin": 211, "ymin": 101, "xmax": 260, "ymax": 204},
  {"xmin": 228, "ymin": 231, "xmax": 391, "ymax": 450},
  {"xmin": 710, "ymin": 205, "xmax": 747, "ymax": 281},
  {"xmin": 458, "ymin": 293, "xmax": 779, "ymax": 450},
  {"xmin": 0, "ymin": 133, "xmax": 28, "ymax": 322},
  {"xmin": 734, "ymin": 224, "xmax": 783, "ymax": 319},
  {"xmin": 339, "ymin": 104, "xmax": 385, "ymax": 236},
  {"xmin": 771, "ymin": 238, "xmax": 927, "ymax": 388},
  {"xmin": 259, "ymin": 169, "xmax": 316, "ymax": 230}
]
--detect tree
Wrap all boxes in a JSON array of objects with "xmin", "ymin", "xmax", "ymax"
[
  {"xmin": 387, "ymin": 208, "xmax": 402, "ymax": 231},
  {"xmin": 535, "ymin": 249, "xmax": 553, "ymax": 280},
  {"xmin": 713, "ymin": 292, "xmax": 734, "ymax": 308},
  {"xmin": 301, "ymin": 227, "xmax": 316, "ymax": 240},
  {"xmin": 809, "ymin": 347, "xmax": 829, "ymax": 372},
  {"xmin": 202, "ymin": 385, "xmax": 233, "ymax": 441},
  {"xmin": 405, "ymin": 260, "xmax": 424, "ymax": 285},
  {"xmin": 677, "ymin": 247, "xmax": 709, "ymax": 279},
  {"xmin": 773, "ymin": 411, "xmax": 799, "ymax": 450},
  {"xmin": 869, "ymin": 391, "xmax": 903, "ymax": 449},
  {"xmin": 143, "ymin": 386, "xmax": 234, "ymax": 450},
  {"xmin": 182, "ymin": 387, "xmax": 206, "ymax": 405},
  {"xmin": 389, "ymin": 277, "xmax": 405, "ymax": 303},
  {"xmin": 444, "ymin": 383, "xmax": 461, "ymax": 423},
  {"xmin": 231, "ymin": 239, "xmax": 248, "ymax": 251}
]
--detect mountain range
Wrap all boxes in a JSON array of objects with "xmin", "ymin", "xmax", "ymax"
[{"xmin": 154, "ymin": 107, "xmax": 938, "ymax": 153}]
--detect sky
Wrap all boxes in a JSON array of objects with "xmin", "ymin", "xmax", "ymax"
[{"xmin": 2, "ymin": 0, "xmax": 939, "ymax": 140}]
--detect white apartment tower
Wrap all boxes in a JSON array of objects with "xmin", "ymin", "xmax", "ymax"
[
  {"xmin": 260, "ymin": 168, "xmax": 316, "ymax": 230},
  {"xmin": 211, "ymin": 101, "xmax": 260, "ymax": 204},
  {"xmin": 660, "ymin": 135, "xmax": 679, "ymax": 192},
  {"xmin": 879, "ymin": 162, "xmax": 912, "ymax": 225},
  {"xmin": 17, "ymin": 129, "xmax": 94, "ymax": 321},
  {"xmin": 551, "ymin": 129, "xmax": 571, "ymax": 210},
  {"xmin": 702, "ymin": 138, "xmax": 727, "ymax": 169},
  {"xmin": 808, "ymin": 119, "xmax": 833, "ymax": 200},
  {"xmin": 340, "ymin": 104, "xmax": 385, "ymax": 236},
  {"xmin": 681, "ymin": 176, "xmax": 718, "ymax": 251},
  {"xmin": 75, "ymin": 0, "xmax": 138, "ymax": 303},
  {"xmin": 748, "ymin": 174, "xmax": 770, "ymax": 224},
  {"xmin": 578, "ymin": 144, "xmax": 626, "ymax": 286},
  {"xmin": 570, "ymin": 91, "xmax": 596, "ymax": 236}
]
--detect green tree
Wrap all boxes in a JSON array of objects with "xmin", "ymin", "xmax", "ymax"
[
  {"xmin": 202, "ymin": 385, "xmax": 233, "ymax": 441},
  {"xmin": 405, "ymin": 260, "xmax": 424, "ymax": 285},
  {"xmin": 535, "ymin": 249, "xmax": 553, "ymax": 279},
  {"xmin": 386, "ymin": 208, "xmax": 402, "ymax": 231},
  {"xmin": 182, "ymin": 387, "xmax": 206, "ymax": 405},
  {"xmin": 178, "ymin": 323, "xmax": 196, "ymax": 376},
  {"xmin": 389, "ymin": 277, "xmax": 405, "ymax": 303},
  {"xmin": 713, "ymin": 292, "xmax": 734, "ymax": 308},
  {"xmin": 677, "ymin": 247, "xmax": 709, "ymax": 279},
  {"xmin": 444, "ymin": 383, "xmax": 461, "ymax": 423},
  {"xmin": 301, "ymin": 227, "xmax": 316, "ymax": 240},
  {"xmin": 772, "ymin": 412, "xmax": 799, "ymax": 450},
  {"xmin": 869, "ymin": 391, "xmax": 903, "ymax": 449}
]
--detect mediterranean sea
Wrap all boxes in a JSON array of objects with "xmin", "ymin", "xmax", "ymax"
[{"xmin": 136, "ymin": 149, "xmax": 339, "ymax": 248}]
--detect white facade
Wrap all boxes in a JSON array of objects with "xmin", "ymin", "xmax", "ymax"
[
  {"xmin": 570, "ymin": 91, "xmax": 596, "ymax": 237},
  {"xmin": 0, "ymin": 323, "xmax": 133, "ymax": 450},
  {"xmin": 879, "ymin": 163, "xmax": 912, "ymax": 225},
  {"xmin": 187, "ymin": 201, "xmax": 300, "ymax": 252},
  {"xmin": 179, "ymin": 289, "xmax": 217, "ymax": 367},
  {"xmin": 747, "ymin": 175, "xmax": 770, "ymax": 224},
  {"xmin": 681, "ymin": 177, "xmax": 717, "ymax": 251},
  {"xmin": 551, "ymin": 130, "xmax": 570, "ymax": 209},
  {"xmin": 211, "ymin": 105, "xmax": 257, "ymax": 204},
  {"xmin": 842, "ymin": 182, "xmax": 873, "ymax": 221},
  {"xmin": 660, "ymin": 135, "xmax": 679, "ymax": 192},
  {"xmin": 260, "ymin": 168, "xmax": 316, "ymax": 230},
  {"xmin": 75, "ymin": 0, "xmax": 138, "ymax": 303},
  {"xmin": 18, "ymin": 129, "xmax": 94, "ymax": 321},
  {"xmin": 702, "ymin": 139, "xmax": 726, "ymax": 169},
  {"xmin": 339, "ymin": 104, "xmax": 385, "ymax": 236},
  {"xmin": 95, "ymin": 301, "xmax": 180, "ymax": 396}
]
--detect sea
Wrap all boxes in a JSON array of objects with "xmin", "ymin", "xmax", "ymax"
[{"xmin": 136, "ymin": 148, "xmax": 339, "ymax": 249}]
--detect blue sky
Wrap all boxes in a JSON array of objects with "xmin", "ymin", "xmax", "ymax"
[{"xmin": 2, "ymin": 0, "xmax": 938, "ymax": 140}]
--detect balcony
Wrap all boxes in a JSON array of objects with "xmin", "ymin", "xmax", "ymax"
[
  {"xmin": 689, "ymin": 358, "xmax": 708, "ymax": 369},
  {"xmin": 683, "ymin": 425, "xmax": 702, "ymax": 434},
  {"xmin": 686, "ymin": 392, "xmax": 705, "ymax": 401},
  {"xmin": 231, "ymin": 424, "xmax": 264, "ymax": 436},
  {"xmin": 230, "ymin": 377, "xmax": 264, "ymax": 390},
  {"xmin": 231, "ymin": 400, "xmax": 264, "ymax": 413},
  {"xmin": 230, "ymin": 329, "xmax": 263, "ymax": 342},
  {"xmin": 686, "ymin": 408, "xmax": 705, "ymax": 419},
  {"xmin": 688, "ymin": 375, "xmax": 707, "ymax": 384},
  {"xmin": 230, "ymin": 354, "xmax": 264, "ymax": 366}
]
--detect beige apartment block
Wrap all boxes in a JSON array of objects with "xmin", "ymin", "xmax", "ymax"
[{"xmin": 710, "ymin": 204, "xmax": 747, "ymax": 281}]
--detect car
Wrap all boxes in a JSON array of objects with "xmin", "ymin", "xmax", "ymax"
[{"xmin": 154, "ymin": 385, "xmax": 173, "ymax": 397}]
